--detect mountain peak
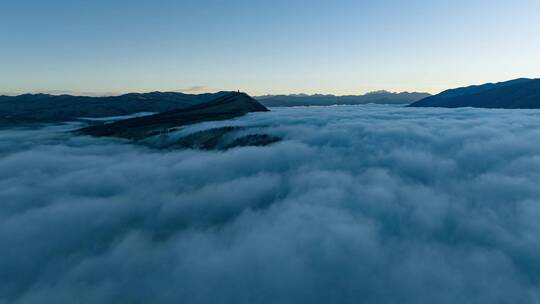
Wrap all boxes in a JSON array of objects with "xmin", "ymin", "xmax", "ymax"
[{"xmin": 409, "ymin": 78, "xmax": 540, "ymax": 108}]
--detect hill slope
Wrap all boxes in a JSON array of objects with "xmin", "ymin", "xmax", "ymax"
[
  {"xmin": 78, "ymin": 92, "xmax": 269, "ymax": 140},
  {"xmin": 409, "ymin": 78, "xmax": 540, "ymax": 108}
]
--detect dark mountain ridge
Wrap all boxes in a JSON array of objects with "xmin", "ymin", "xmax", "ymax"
[
  {"xmin": 409, "ymin": 78, "xmax": 540, "ymax": 108},
  {"xmin": 78, "ymin": 92, "xmax": 269, "ymax": 140},
  {"xmin": 0, "ymin": 91, "xmax": 234, "ymax": 124}
]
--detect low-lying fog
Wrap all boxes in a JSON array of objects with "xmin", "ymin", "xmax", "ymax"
[{"xmin": 3, "ymin": 105, "xmax": 540, "ymax": 303}]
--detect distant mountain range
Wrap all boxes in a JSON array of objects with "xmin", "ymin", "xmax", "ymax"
[
  {"xmin": 3, "ymin": 78, "xmax": 540, "ymax": 127},
  {"xmin": 0, "ymin": 91, "xmax": 234, "ymax": 124},
  {"xmin": 256, "ymin": 91, "xmax": 431, "ymax": 107},
  {"xmin": 0, "ymin": 90, "xmax": 430, "ymax": 125},
  {"xmin": 409, "ymin": 78, "xmax": 540, "ymax": 108}
]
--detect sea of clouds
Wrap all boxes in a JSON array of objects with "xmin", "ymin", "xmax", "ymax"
[{"xmin": 2, "ymin": 105, "xmax": 540, "ymax": 303}]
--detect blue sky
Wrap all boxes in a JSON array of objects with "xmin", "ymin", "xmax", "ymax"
[{"xmin": 1, "ymin": 0, "xmax": 539, "ymax": 95}]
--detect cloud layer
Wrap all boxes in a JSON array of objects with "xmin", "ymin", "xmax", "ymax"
[{"xmin": 2, "ymin": 105, "xmax": 540, "ymax": 303}]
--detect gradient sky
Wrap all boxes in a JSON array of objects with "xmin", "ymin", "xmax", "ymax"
[{"xmin": 1, "ymin": 0, "xmax": 539, "ymax": 96}]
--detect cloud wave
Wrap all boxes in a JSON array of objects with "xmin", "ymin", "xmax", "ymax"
[{"xmin": 2, "ymin": 105, "xmax": 540, "ymax": 303}]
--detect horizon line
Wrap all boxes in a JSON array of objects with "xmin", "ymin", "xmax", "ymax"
[
  {"xmin": 0, "ymin": 89, "xmax": 433, "ymax": 98},
  {"xmin": 2, "ymin": 77, "xmax": 538, "ymax": 98}
]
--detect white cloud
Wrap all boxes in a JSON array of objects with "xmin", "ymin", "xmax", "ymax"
[
  {"xmin": 2, "ymin": 105, "xmax": 540, "ymax": 303},
  {"xmin": 176, "ymin": 85, "xmax": 209, "ymax": 93}
]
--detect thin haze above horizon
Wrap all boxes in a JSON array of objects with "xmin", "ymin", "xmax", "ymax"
[{"xmin": 1, "ymin": 0, "xmax": 539, "ymax": 96}]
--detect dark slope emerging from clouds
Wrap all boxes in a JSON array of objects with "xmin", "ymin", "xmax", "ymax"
[
  {"xmin": 154, "ymin": 126, "xmax": 281, "ymax": 151},
  {"xmin": 0, "ymin": 91, "xmax": 234, "ymax": 124},
  {"xmin": 409, "ymin": 78, "xmax": 540, "ymax": 108},
  {"xmin": 257, "ymin": 91, "xmax": 430, "ymax": 107},
  {"xmin": 78, "ymin": 92, "xmax": 269, "ymax": 140}
]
